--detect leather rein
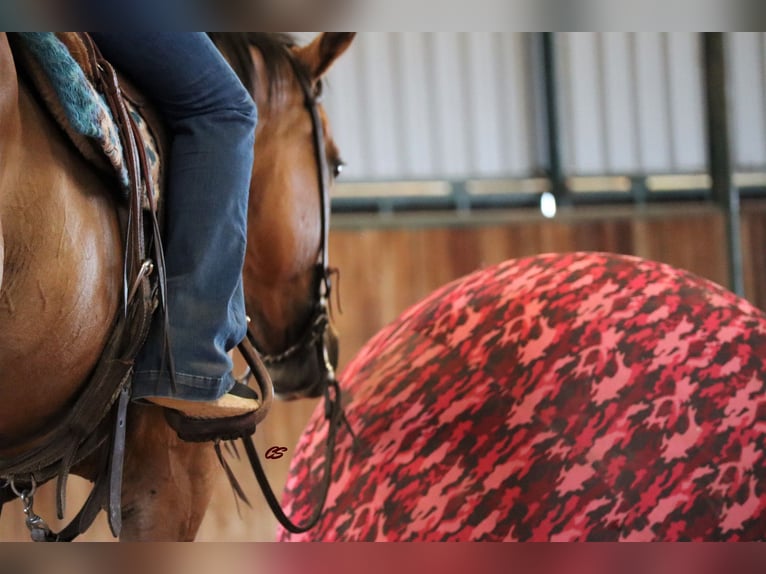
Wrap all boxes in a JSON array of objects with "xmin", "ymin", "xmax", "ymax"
[
  {"xmin": 234, "ymin": 56, "xmax": 351, "ymax": 534},
  {"xmin": 234, "ymin": 54, "xmax": 356, "ymax": 534}
]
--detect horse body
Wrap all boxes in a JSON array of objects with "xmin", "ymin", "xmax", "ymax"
[
  {"xmin": 0, "ymin": 50, "xmax": 122, "ymax": 450},
  {"xmin": 0, "ymin": 33, "xmax": 14, "ymax": 315},
  {"xmin": 0, "ymin": 32, "xmax": 353, "ymax": 541}
]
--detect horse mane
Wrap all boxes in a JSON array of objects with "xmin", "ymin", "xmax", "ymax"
[{"xmin": 208, "ymin": 33, "xmax": 313, "ymax": 106}]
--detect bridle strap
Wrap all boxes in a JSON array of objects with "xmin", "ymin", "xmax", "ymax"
[
  {"xmin": 294, "ymin": 63, "xmax": 331, "ymax": 287},
  {"xmin": 293, "ymin": 59, "xmax": 332, "ymax": 309},
  {"xmin": 254, "ymin": 58, "xmax": 335, "ymax": 375},
  {"xmin": 235, "ymin": 54, "xmax": 350, "ymax": 535}
]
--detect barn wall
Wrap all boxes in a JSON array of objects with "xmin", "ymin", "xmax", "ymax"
[{"xmin": 323, "ymin": 33, "xmax": 766, "ymax": 183}]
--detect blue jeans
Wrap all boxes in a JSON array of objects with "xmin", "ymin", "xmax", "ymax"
[{"xmin": 92, "ymin": 33, "xmax": 257, "ymax": 401}]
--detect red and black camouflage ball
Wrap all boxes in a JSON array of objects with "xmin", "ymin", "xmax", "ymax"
[{"xmin": 280, "ymin": 252, "xmax": 766, "ymax": 541}]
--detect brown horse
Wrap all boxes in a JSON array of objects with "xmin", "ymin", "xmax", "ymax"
[{"xmin": 0, "ymin": 32, "xmax": 354, "ymax": 541}]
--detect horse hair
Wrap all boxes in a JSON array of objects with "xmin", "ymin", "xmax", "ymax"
[{"xmin": 208, "ymin": 33, "xmax": 314, "ymax": 107}]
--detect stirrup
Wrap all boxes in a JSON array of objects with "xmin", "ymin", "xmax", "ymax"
[
  {"xmin": 162, "ymin": 381, "xmax": 269, "ymax": 443},
  {"xmin": 164, "ymin": 408, "xmax": 259, "ymax": 443}
]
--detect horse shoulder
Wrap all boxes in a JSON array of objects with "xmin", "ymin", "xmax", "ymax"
[
  {"xmin": 0, "ymin": 33, "xmax": 17, "ymax": 333},
  {"xmin": 0, "ymin": 44, "xmax": 122, "ymax": 442}
]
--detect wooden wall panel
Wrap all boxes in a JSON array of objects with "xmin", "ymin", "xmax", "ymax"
[
  {"xmin": 328, "ymin": 205, "xmax": 732, "ymax": 371},
  {"xmin": 2, "ymin": 203, "xmax": 763, "ymax": 542},
  {"xmin": 742, "ymin": 203, "xmax": 766, "ymax": 309}
]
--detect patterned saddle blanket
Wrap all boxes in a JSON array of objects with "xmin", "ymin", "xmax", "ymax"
[{"xmin": 10, "ymin": 32, "xmax": 164, "ymax": 210}]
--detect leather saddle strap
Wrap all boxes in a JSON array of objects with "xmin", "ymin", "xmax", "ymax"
[
  {"xmin": 82, "ymin": 32, "xmax": 161, "ymax": 374},
  {"xmin": 49, "ymin": 473, "xmax": 110, "ymax": 542},
  {"xmin": 0, "ymin": 482, "xmax": 15, "ymax": 520},
  {"xmin": 107, "ymin": 385, "xmax": 131, "ymax": 536},
  {"xmin": 50, "ymin": 382, "xmax": 130, "ymax": 542},
  {"xmin": 122, "ymin": 92, "xmax": 175, "ymax": 388},
  {"xmin": 77, "ymin": 35, "xmax": 161, "ymax": 539},
  {"xmin": 83, "ymin": 32, "xmax": 174, "ymax": 390},
  {"xmin": 32, "ymin": 371, "xmax": 131, "ymax": 542},
  {"xmin": 0, "ymin": 398, "xmax": 119, "ymax": 543},
  {"xmin": 78, "ymin": 33, "xmax": 173, "ymax": 538},
  {"xmin": 81, "ymin": 35, "xmax": 147, "ymax": 311}
]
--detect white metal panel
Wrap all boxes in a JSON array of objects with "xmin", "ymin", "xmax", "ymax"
[
  {"xmin": 322, "ymin": 35, "xmax": 367, "ymax": 180},
  {"xmin": 553, "ymin": 33, "xmax": 706, "ymax": 177},
  {"xmin": 465, "ymin": 33, "xmax": 504, "ymax": 176},
  {"xmin": 430, "ymin": 33, "xmax": 471, "ymax": 178},
  {"xmin": 500, "ymin": 33, "xmax": 537, "ymax": 176},
  {"xmin": 318, "ymin": 32, "xmax": 766, "ymax": 187},
  {"xmin": 728, "ymin": 33, "xmax": 766, "ymax": 170},
  {"xmin": 323, "ymin": 32, "xmax": 540, "ymax": 182},
  {"xmin": 560, "ymin": 33, "xmax": 607, "ymax": 175},
  {"xmin": 358, "ymin": 33, "xmax": 400, "ymax": 179},
  {"xmin": 634, "ymin": 33, "xmax": 673, "ymax": 173},
  {"xmin": 600, "ymin": 33, "xmax": 640, "ymax": 174},
  {"xmin": 666, "ymin": 33, "xmax": 706, "ymax": 172},
  {"xmin": 397, "ymin": 33, "xmax": 437, "ymax": 178}
]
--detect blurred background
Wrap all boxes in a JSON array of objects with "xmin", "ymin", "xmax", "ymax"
[
  {"xmin": 320, "ymin": 31, "xmax": 766, "ymax": 366},
  {"xmin": 2, "ymin": 31, "xmax": 765, "ymax": 542}
]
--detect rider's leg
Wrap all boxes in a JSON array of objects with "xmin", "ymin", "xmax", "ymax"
[{"xmin": 91, "ymin": 33, "xmax": 257, "ymax": 414}]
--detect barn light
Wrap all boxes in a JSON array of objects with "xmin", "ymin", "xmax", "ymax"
[{"xmin": 540, "ymin": 191, "xmax": 557, "ymax": 219}]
